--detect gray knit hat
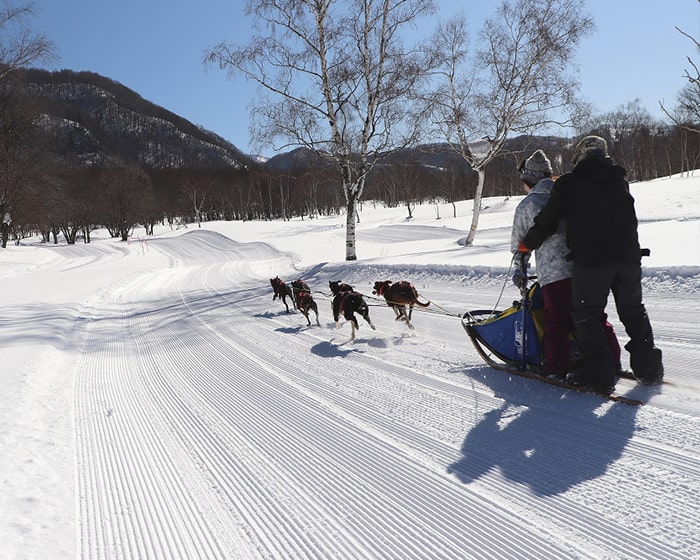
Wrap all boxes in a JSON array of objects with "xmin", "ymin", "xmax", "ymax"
[
  {"xmin": 519, "ymin": 149, "xmax": 553, "ymax": 185},
  {"xmin": 572, "ymin": 135, "xmax": 608, "ymax": 165}
]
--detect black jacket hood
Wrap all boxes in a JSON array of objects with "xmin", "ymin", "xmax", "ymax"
[{"xmin": 573, "ymin": 156, "xmax": 627, "ymax": 183}]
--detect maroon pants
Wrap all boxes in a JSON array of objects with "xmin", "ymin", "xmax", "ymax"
[{"xmin": 541, "ymin": 278, "xmax": 620, "ymax": 375}]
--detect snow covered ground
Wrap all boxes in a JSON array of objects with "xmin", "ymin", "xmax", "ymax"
[{"xmin": 1, "ymin": 171, "xmax": 699, "ymax": 559}]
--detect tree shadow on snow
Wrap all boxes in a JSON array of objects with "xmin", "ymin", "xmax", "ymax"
[{"xmin": 448, "ymin": 366, "xmax": 641, "ymax": 497}]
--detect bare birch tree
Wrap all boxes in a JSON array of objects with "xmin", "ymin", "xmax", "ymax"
[
  {"xmin": 661, "ymin": 26, "xmax": 700, "ymax": 135},
  {"xmin": 205, "ymin": 0, "xmax": 435, "ymax": 260},
  {"xmin": 422, "ymin": 0, "xmax": 593, "ymax": 246},
  {"xmin": 585, "ymin": 99, "xmax": 656, "ymax": 181},
  {"xmin": 181, "ymin": 176, "xmax": 210, "ymax": 228},
  {"xmin": 0, "ymin": 1, "xmax": 54, "ymax": 79},
  {"xmin": 0, "ymin": 1, "xmax": 54, "ymax": 245}
]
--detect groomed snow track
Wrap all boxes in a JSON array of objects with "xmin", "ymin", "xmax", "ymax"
[{"xmin": 71, "ymin": 231, "xmax": 700, "ymax": 560}]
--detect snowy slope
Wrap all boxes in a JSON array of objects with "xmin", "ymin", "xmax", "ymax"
[{"xmin": 1, "ymin": 172, "xmax": 699, "ymax": 560}]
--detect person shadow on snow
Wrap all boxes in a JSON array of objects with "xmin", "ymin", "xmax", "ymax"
[{"xmin": 447, "ymin": 369, "xmax": 641, "ymax": 497}]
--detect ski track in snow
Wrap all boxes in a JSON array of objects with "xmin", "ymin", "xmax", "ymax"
[{"xmin": 65, "ymin": 231, "xmax": 700, "ymax": 559}]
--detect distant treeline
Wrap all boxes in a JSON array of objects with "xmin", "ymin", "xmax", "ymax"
[{"xmin": 0, "ymin": 68, "xmax": 697, "ymax": 247}]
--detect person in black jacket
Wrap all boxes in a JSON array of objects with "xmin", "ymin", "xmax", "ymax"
[{"xmin": 521, "ymin": 135, "xmax": 663, "ymax": 393}]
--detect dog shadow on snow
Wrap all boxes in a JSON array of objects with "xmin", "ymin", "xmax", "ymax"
[{"xmin": 448, "ymin": 366, "xmax": 644, "ymax": 497}]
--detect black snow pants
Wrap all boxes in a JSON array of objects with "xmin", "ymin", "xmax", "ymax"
[{"xmin": 571, "ymin": 261, "xmax": 659, "ymax": 385}]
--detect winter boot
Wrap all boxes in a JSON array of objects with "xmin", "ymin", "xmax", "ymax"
[
  {"xmin": 565, "ymin": 358, "xmax": 616, "ymax": 394},
  {"xmin": 626, "ymin": 342, "xmax": 664, "ymax": 385}
]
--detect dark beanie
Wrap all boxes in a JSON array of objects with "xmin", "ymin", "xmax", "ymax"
[{"xmin": 519, "ymin": 149, "xmax": 553, "ymax": 185}]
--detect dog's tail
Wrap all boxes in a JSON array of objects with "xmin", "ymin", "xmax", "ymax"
[{"xmin": 412, "ymin": 286, "xmax": 430, "ymax": 307}]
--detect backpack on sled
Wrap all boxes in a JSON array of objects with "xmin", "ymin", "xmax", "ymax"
[{"xmin": 461, "ymin": 281, "xmax": 546, "ymax": 372}]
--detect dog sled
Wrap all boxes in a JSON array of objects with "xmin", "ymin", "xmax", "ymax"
[
  {"xmin": 461, "ymin": 256, "xmax": 644, "ymax": 405},
  {"xmin": 461, "ymin": 277, "xmax": 546, "ymax": 374}
]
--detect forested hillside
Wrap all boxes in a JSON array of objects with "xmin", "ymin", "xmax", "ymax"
[
  {"xmin": 22, "ymin": 68, "xmax": 251, "ymax": 170},
  {"xmin": 0, "ymin": 67, "xmax": 697, "ymax": 249}
]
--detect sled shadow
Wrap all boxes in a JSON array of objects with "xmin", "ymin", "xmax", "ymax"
[{"xmin": 448, "ymin": 366, "xmax": 640, "ymax": 497}]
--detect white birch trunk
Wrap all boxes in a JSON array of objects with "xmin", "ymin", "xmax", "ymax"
[{"xmin": 465, "ymin": 168, "xmax": 485, "ymax": 247}]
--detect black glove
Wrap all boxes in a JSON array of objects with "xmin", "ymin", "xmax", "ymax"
[{"xmin": 512, "ymin": 270, "xmax": 526, "ymax": 290}]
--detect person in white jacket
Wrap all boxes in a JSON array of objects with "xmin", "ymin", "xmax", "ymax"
[{"xmin": 511, "ymin": 149, "xmax": 620, "ymax": 379}]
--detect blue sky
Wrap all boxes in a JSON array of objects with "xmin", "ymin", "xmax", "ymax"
[{"xmin": 29, "ymin": 0, "xmax": 699, "ymax": 157}]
